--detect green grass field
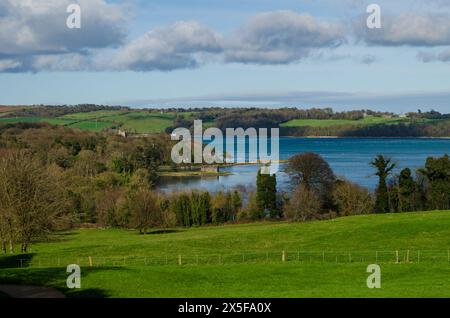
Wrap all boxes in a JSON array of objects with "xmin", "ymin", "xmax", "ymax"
[
  {"xmin": 0, "ymin": 110, "xmax": 181, "ymax": 133},
  {"xmin": 280, "ymin": 115, "xmax": 413, "ymax": 128},
  {"xmin": 1, "ymin": 111, "xmax": 441, "ymax": 135},
  {"xmin": 1, "ymin": 211, "xmax": 450, "ymax": 297},
  {"xmin": 0, "ymin": 117, "xmax": 79, "ymax": 126}
]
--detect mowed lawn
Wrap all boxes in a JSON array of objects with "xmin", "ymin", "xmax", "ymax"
[
  {"xmin": 280, "ymin": 115, "xmax": 413, "ymax": 128},
  {"xmin": 1, "ymin": 211, "xmax": 450, "ymax": 297}
]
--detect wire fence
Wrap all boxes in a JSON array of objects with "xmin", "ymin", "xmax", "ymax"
[{"xmin": 2, "ymin": 249, "xmax": 450, "ymax": 268}]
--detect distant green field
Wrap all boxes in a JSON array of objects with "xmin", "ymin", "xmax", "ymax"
[
  {"xmin": 281, "ymin": 116, "xmax": 412, "ymax": 128},
  {"xmin": 1, "ymin": 210, "xmax": 450, "ymax": 297},
  {"xmin": 0, "ymin": 110, "xmax": 184, "ymax": 133},
  {"xmin": 114, "ymin": 112, "xmax": 175, "ymax": 133},
  {"xmin": 67, "ymin": 120, "xmax": 116, "ymax": 132},
  {"xmin": 0, "ymin": 117, "xmax": 78, "ymax": 126},
  {"xmin": 63, "ymin": 110, "xmax": 181, "ymax": 133},
  {"xmin": 61, "ymin": 110, "xmax": 128, "ymax": 120}
]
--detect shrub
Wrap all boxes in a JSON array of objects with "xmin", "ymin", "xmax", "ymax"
[
  {"xmin": 333, "ymin": 180, "xmax": 374, "ymax": 216},
  {"xmin": 285, "ymin": 185, "xmax": 321, "ymax": 222}
]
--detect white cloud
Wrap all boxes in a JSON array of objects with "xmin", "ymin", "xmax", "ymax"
[
  {"xmin": 111, "ymin": 21, "xmax": 222, "ymax": 71},
  {"xmin": 355, "ymin": 13, "xmax": 450, "ymax": 47},
  {"xmin": 0, "ymin": 0, "xmax": 126, "ymax": 71},
  {"xmin": 0, "ymin": 59, "xmax": 22, "ymax": 71},
  {"xmin": 224, "ymin": 11, "xmax": 346, "ymax": 64},
  {"xmin": 417, "ymin": 49, "xmax": 450, "ymax": 62}
]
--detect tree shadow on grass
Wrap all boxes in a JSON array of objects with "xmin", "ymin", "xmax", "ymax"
[
  {"xmin": 0, "ymin": 253, "xmax": 35, "ymax": 269},
  {"xmin": 145, "ymin": 229, "xmax": 181, "ymax": 235},
  {"xmin": 42, "ymin": 231, "xmax": 79, "ymax": 243},
  {"xmin": 0, "ymin": 266, "xmax": 126, "ymax": 298}
]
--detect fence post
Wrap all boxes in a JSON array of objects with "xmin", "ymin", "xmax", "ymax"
[
  {"xmin": 178, "ymin": 254, "xmax": 182, "ymax": 266},
  {"xmin": 406, "ymin": 250, "xmax": 409, "ymax": 263},
  {"xmin": 89, "ymin": 256, "xmax": 93, "ymax": 267},
  {"xmin": 282, "ymin": 251, "xmax": 286, "ymax": 262},
  {"xmin": 395, "ymin": 250, "xmax": 399, "ymax": 263}
]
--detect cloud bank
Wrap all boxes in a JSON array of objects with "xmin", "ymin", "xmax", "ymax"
[
  {"xmin": 1, "ymin": 1, "xmax": 450, "ymax": 73},
  {"xmin": 0, "ymin": 0, "xmax": 126, "ymax": 72}
]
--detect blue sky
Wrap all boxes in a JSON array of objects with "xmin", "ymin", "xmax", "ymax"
[{"xmin": 1, "ymin": 0, "xmax": 450, "ymax": 112}]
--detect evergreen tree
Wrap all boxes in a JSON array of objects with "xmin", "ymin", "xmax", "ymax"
[
  {"xmin": 256, "ymin": 169, "xmax": 278, "ymax": 217},
  {"xmin": 231, "ymin": 191, "xmax": 242, "ymax": 213},
  {"xmin": 371, "ymin": 155, "xmax": 396, "ymax": 213},
  {"xmin": 398, "ymin": 168, "xmax": 417, "ymax": 212},
  {"xmin": 199, "ymin": 192, "xmax": 211, "ymax": 225},
  {"xmin": 189, "ymin": 192, "xmax": 201, "ymax": 226},
  {"xmin": 418, "ymin": 155, "xmax": 450, "ymax": 210}
]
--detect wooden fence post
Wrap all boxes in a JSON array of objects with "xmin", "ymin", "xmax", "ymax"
[
  {"xmin": 88, "ymin": 256, "xmax": 93, "ymax": 267},
  {"xmin": 282, "ymin": 251, "xmax": 286, "ymax": 262},
  {"xmin": 395, "ymin": 250, "xmax": 399, "ymax": 263}
]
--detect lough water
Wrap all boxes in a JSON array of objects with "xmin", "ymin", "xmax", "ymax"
[{"xmin": 157, "ymin": 138, "xmax": 450, "ymax": 193}]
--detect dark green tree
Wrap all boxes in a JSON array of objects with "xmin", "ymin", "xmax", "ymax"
[
  {"xmin": 397, "ymin": 168, "xmax": 418, "ymax": 212},
  {"xmin": 285, "ymin": 152, "xmax": 335, "ymax": 210},
  {"xmin": 256, "ymin": 169, "xmax": 277, "ymax": 217},
  {"xmin": 371, "ymin": 155, "xmax": 396, "ymax": 213},
  {"xmin": 418, "ymin": 155, "xmax": 450, "ymax": 210},
  {"xmin": 199, "ymin": 192, "xmax": 212, "ymax": 225}
]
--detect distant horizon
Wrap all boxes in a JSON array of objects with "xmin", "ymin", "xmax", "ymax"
[{"xmin": 2, "ymin": 100, "xmax": 449, "ymax": 115}]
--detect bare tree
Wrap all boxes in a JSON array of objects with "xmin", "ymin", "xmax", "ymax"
[
  {"xmin": 333, "ymin": 180, "xmax": 374, "ymax": 216},
  {"xmin": 285, "ymin": 152, "xmax": 336, "ymax": 209},
  {"xmin": 0, "ymin": 150, "xmax": 69, "ymax": 253},
  {"xmin": 128, "ymin": 190, "xmax": 162, "ymax": 234},
  {"xmin": 285, "ymin": 185, "xmax": 321, "ymax": 222}
]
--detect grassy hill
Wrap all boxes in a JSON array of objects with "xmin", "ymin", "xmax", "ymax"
[
  {"xmin": 1, "ymin": 109, "xmax": 447, "ymax": 137},
  {"xmin": 280, "ymin": 115, "xmax": 418, "ymax": 128},
  {"xmin": 1, "ymin": 210, "xmax": 450, "ymax": 297},
  {"xmin": 0, "ymin": 110, "xmax": 182, "ymax": 133}
]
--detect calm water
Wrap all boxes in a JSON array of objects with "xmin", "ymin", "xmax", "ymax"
[{"xmin": 157, "ymin": 138, "xmax": 450, "ymax": 193}]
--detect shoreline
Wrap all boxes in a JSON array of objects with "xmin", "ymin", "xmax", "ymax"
[{"xmin": 280, "ymin": 135, "xmax": 450, "ymax": 139}]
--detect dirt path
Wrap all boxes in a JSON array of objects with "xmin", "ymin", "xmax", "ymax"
[{"xmin": 0, "ymin": 285, "xmax": 66, "ymax": 298}]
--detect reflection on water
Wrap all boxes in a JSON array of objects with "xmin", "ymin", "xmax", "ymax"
[{"xmin": 157, "ymin": 138, "xmax": 450, "ymax": 193}]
